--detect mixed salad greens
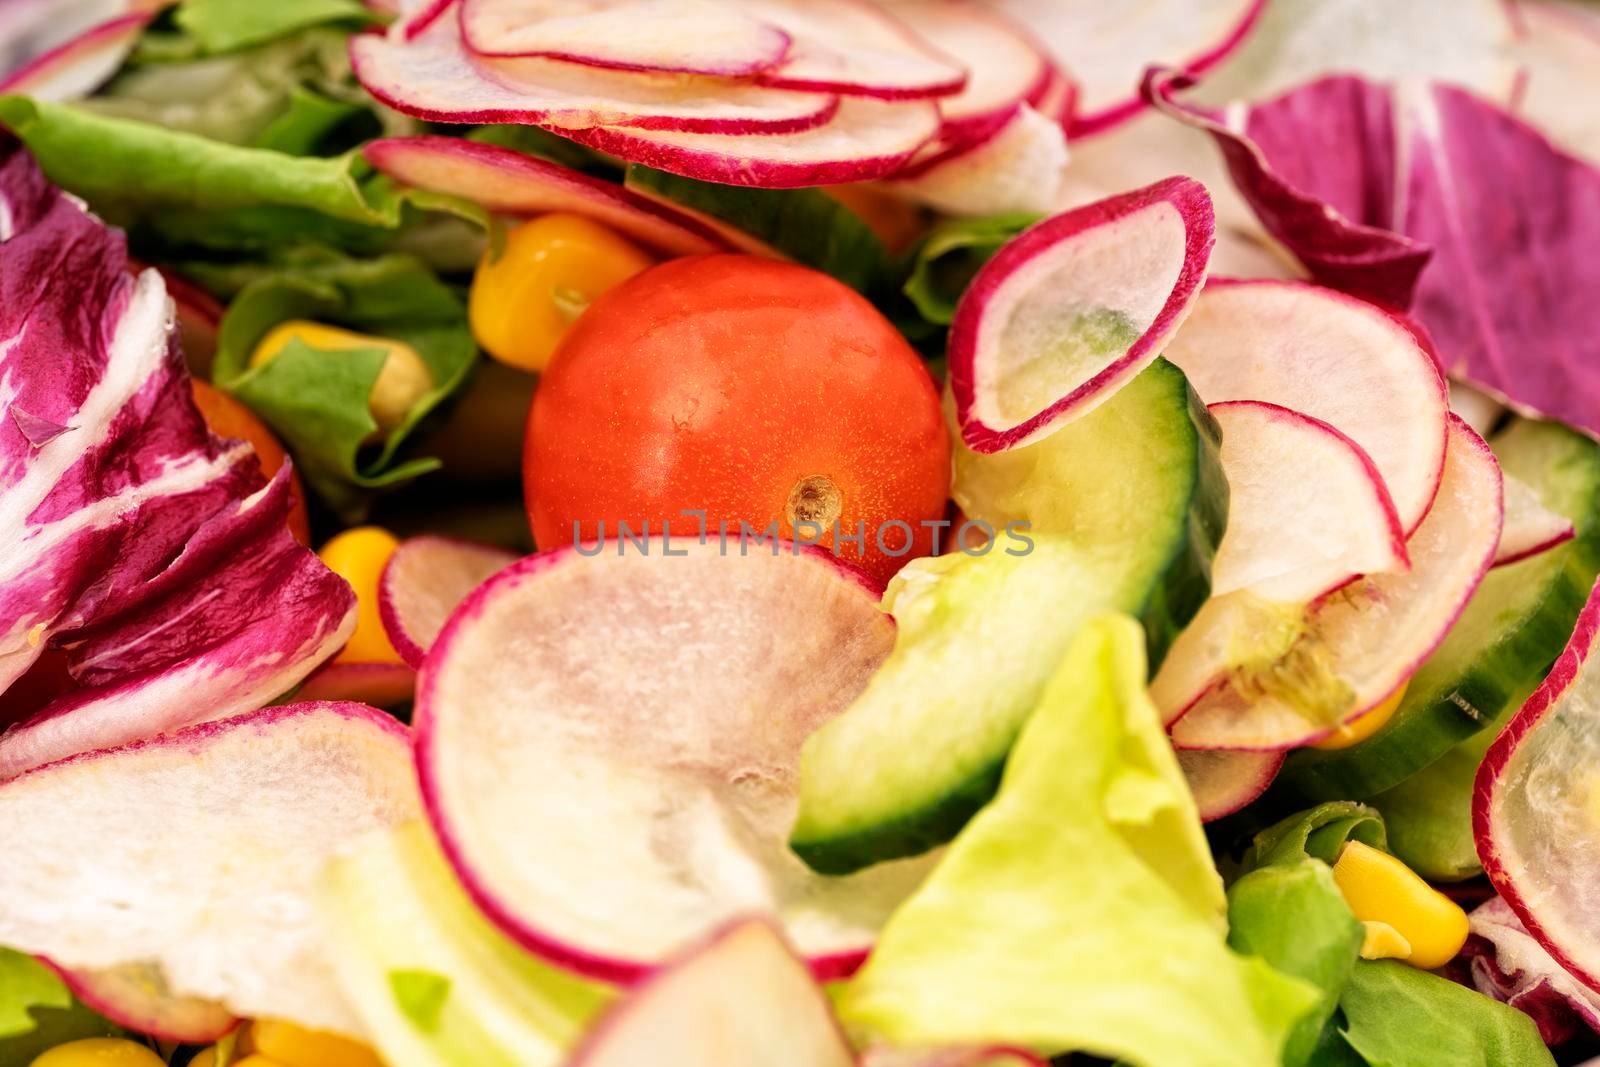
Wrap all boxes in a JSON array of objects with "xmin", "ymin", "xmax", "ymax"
[{"xmin": 3, "ymin": 1, "xmax": 1600, "ymax": 1066}]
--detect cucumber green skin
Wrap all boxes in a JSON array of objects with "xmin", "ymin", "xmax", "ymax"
[
  {"xmin": 790, "ymin": 360, "xmax": 1227, "ymax": 875},
  {"xmin": 1278, "ymin": 418, "xmax": 1600, "ymax": 808},
  {"xmin": 1139, "ymin": 386, "xmax": 1228, "ymax": 670}
]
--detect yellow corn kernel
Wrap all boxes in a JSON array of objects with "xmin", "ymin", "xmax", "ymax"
[
  {"xmin": 1311, "ymin": 681, "xmax": 1409, "ymax": 750},
  {"xmin": 251, "ymin": 322, "xmax": 433, "ymax": 436},
  {"xmin": 1332, "ymin": 840, "xmax": 1468, "ymax": 969},
  {"xmin": 317, "ymin": 526, "xmax": 404, "ymax": 666},
  {"xmin": 1359, "ymin": 920, "xmax": 1413, "ymax": 961},
  {"xmin": 232, "ymin": 1058, "xmax": 291, "ymax": 1067},
  {"xmin": 469, "ymin": 213, "xmax": 654, "ymax": 373},
  {"xmin": 244, "ymin": 1020, "xmax": 385, "ymax": 1067},
  {"xmin": 187, "ymin": 1050, "xmax": 217, "ymax": 1067},
  {"xmin": 28, "ymin": 1039, "xmax": 166, "ymax": 1067}
]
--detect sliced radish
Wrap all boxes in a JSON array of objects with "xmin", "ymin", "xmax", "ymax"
[
  {"xmin": 416, "ymin": 539, "xmax": 926, "ymax": 984},
  {"xmin": 1496, "ymin": 472, "xmax": 1576, "ymax": 568},
  {"xmin": 1163, "ymin": 280, "xmax": 1448, "ymax": 536},
  {"xmin": 1164, "ymin": 416, "xmax": 1502, "ymax": 750},
  {"xmin": 379, "ymin": 535, "xmax": 517, "ymax": 668},
  {"xmin": 0, "ymin": 702, "xmax": 419, "ymax": 1036},
  {"xmin": 887, "ymin": 105, "xmax": 1067, "ymax": 217},
  {"xmin": 459, "ymin": 0, "xmax": 792, "ymax": 76},
  {"xmin": 858, "ymin": 1051, "xmax": 1047, "ymax": 1067},
  {"xmin": 565, "ymin": 919, "xmax": 852, "ymax": 1067},
  {"xmin": 990, "ymin": 0, "xmax": 1266, "ymax": 137},
  {"xmin": 881, "ymin": 1, "xmax": 1052, "ymax": 141},
  {"xmin": 364, "ymin": 136, "xmax": 728, "ymax": 257},
  {"xmin": 746, "ymin": 0, "xmax": 966, "ymax": 100},
  {"xmin": 558, "ymin": 95, "xmax": 941, "ymax": 189},
  {"xmin": 1511, "ymin": 0, "xmax": 1600, "ymax": 164},
  {"xmin": 1176, "ymin": 748, "xmax": 1283, "ymax": 823},
  {"xmin": 948, "ymin": 176, "xmax": 1214, "ymax": 453},
  {"xmin": 295, "ymin": 661, "xmax": 417, "ymax": 707},
  {"xmin": 1467, "ymin": 895, "xmax": 1600, "ymax": 1044},
  {"xmin": 0, "ymin": 10, "xmax": 152, "ymax": 100},
  {"xmin": 1450, "ymin": 379, "xmax": 1506, "ymax": 438},
  {"xmin": 51, "ymin": 962, "xmax": 237, "ymax": 1044},
  {"xmin": 1208, "ymin": 400, "xmax": 1407, "ymax": 604},
  {"xmin": 1187, "ymin": 0, "xmax": 1517, "ymax": 107},
  {"xmin": 350, "ymin": 16, "xmax": 837, "ymax": 133},
  {"xmin": 1476, "ymin": 576, "xmax": 1600, "ymax": 995}
]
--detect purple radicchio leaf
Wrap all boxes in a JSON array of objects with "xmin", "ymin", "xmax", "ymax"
[
  {"xmin": 1463, "ymin": 895, "xmax": 1600, "ymax": 1047},
  {"xmin": 1144, "ymin": 67, "xmax": 1600, "ymax": 441},
  {"xmin": 0, "ymin": 137, "xmax": 355, "ymax": 780}
]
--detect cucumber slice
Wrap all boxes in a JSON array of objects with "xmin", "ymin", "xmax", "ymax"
[
  {"xmin": 790, "ymin": 360, "xmax": 1224, "ymax": 874},
  {"xmin": 320, "ymin": 822, "xmax": 613, "ymax": 1067},
  {"xmin": 949, "ymin": 357, "xmax": 1227, "ymax": 664},
  {"xmin": 1279, "ymin": 417, "xmax": 1600, "ymax": 806}
]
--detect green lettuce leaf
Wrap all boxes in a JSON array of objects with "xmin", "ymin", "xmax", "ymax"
[
  {"xmin": 840, "ymin": 615, "xmax": 1318, "ymax": 1067},
  {"xmin": 0, "ymin": 96, "xmax": 396, "ymax": 224},
  {"xmin": 85, "ymin": 28, "xmax": 380, "ymax": 151},
  {"xmin": 1332, "ymin": 960, "xmax": 1554, "ymax": 1067},
  {"xmin": 211, "ymin": 251, "xmax": 477, "ymax": 518},
  {"xmin": 1244, "ymin": 802, "xmax": 1388, "ymax": 870},
  {"xmin": 175, "ymin": 0, "xmax": 380, "ymax": 54},
  {"xmin": 624, "ymin": 164, "xmax": 891, "ymax": 293},
  {"xmin": 901, "ymin": 214, "xmax": 1039, "ymax": 327},
  {"xmin": 0, "ymin": 948, "xmax": 123, "ymax": 1064}
]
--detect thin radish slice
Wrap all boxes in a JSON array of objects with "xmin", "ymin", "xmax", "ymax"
[
  {"xmin": 459, "ymin": 0, "xmax": 791, "ymax": 76},
  {"xmin": 0, "ymin": 11, "xmax": 152, "ymax": 100},
  {"xmin": 379, "ymin": 535, "xmax": 517, "ymax": 668},
  {"xmin": 1476, "ymin": 576, "xmax": 1600, "ymax": 996},
  {"xmin": 1450, "ymin": 379, "xmax": 1506, "ymax": 438},
  {"xmin": 350, "ymin": 16, "xmax": 837, "ymax": 133},
  {"xmin": 746, "ymin": 0, "xmax": 966, "ymax": 100},
  {"xmin": 1177, "ymin": 748, "xmax": 1283, "ymax": 823},
  {"xmin": 1034, "ymin": 67, "xmax": 1074, "ymax": 125},
  {"xmin": 364, "ymin": 136, "xmax": 728, "ymax": 256},
  {"xmin": 1208, "ymin": 400, "xmax": 1408, "ymax": 604},
  {"xmin": 295, "ymin": 661, "xmax": 416, "ymax": 707},
  {"xmin": 881, "ymin": 1, "xmax": 1052, "ymax": 140},
  {"xmin": 51, "ymin": 963, "xmax": 237, "ymax": 1044},
  {"xmin": 1163, "ymin": 280, "xmax": 1448, "ymax": 537},
  {"xmin": 990, "ymin": 0, "xmax": 1266, "ymax": 138},
  {"xmin": 0, "ymin": 702, "xmax": 419, "ymax": 1036},
  {"xmin": 558, "ymin": 96, "xmax": 941, "ymax": 188},
  {"xmin": 564, "ymin": 920, "xmax": 853, "ymax": 1067},
  {"xmin": 948, "ymin": 176, "xmax": 1214, "ymax": 454},
  {"xmin": 1496, "ymin": 472, "xmax": 1576, "ymax": 568},
  {"xmin": 887, "ymin": 105, "xmax": 1067, "ymax": 216},
  {"xmin": 416, "ymin": 539, "xmax": 928, "ymax": 984},
  {"xmin": 859, "ymin": 1051, "xmax": 1047, "ymax": 1067},
  {"xmin": 1511, "ymin": 0, "xmax": 1600, "ymax": 164},
  {"xmin": 1164, "ymin": 416, "xmax": 1502, "ymax": 750},
  {"xmin": 1186, "ymin": 0, "xmax": 1517, "ymax": 108}
]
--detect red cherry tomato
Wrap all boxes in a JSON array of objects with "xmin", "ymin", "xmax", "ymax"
[{"xmin": 524, "ymin": 255, "xmax": 950, "ymax": 585}]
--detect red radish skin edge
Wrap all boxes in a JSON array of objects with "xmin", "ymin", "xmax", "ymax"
[
  {"xmin": 1066, "ymin": 0, "xmax": 1270, "ymax": 139},
  {"xmin": 1495, "ymin": 526, "xmax": 1577, "ymax": 569},
  {"xmin": 752, "ymin": 0, "xmax": 968, "ymax": 101},
  {"xmin": 1200, "ymin": 277, "xmax": 1451, "ymax": 541},
  {"xmin": 4, "ymin": 700, "xmax": 409, "ymax": 783},
  {"xmin": 362, "ymin": 136, "xmax": 732, "ymax": 257},
  {"xmin": 44, "ymin": 961, "xmax": 239, "ymax": 1045},
  {"xmin": 1474, "ymin": 577, "xmax": 1600, "ymax": 994},
  {"xmin": 1178, "ymin": 748, "xmax": 1285, "ymax": 823},
  {"xmin": 455, "ymin": 0, "xmax": 794, "ymax": 76},
  {"xmin": 949, "ymin": 176, "xmax": 1215, "ymax": 454},
  {"xmin": 561, "ymin": 919, "xmax": 854, "ymax": 1065},
  {"xmin": 377, "ymin": 535, "xmax": 519, "ymax": 669},
  {"xmin": 1166, "ymin": 416, "xmax": 1497, "ymax": 751},
  {"xmin": 413, "ymin": 543, "xmax": 883, "ymax": 985},
  {"xmin": 404, "ymin": 0, "xmax": 458, "ymax": 40},
  {"xmin": 1207, "ymin": 398, "xmax": 1410, "ymax": 602},
  {"xmin": 549, "ymin": 101, "xmax": 940, "ymax": 190},
  {"xmin": 0, "ymin": 11, "xmax": 153, "ymax": 93}
]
